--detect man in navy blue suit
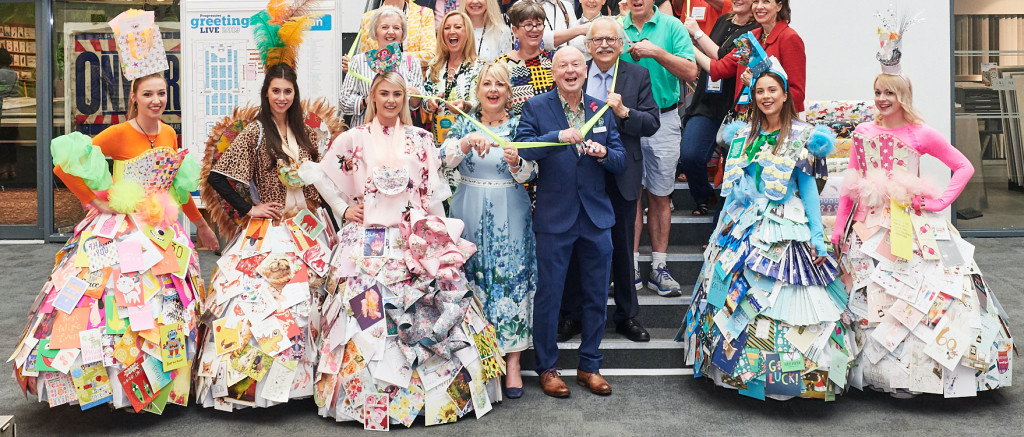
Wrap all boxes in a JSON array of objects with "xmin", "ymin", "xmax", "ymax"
[
  {"xmin": 560, "ymin": 16, "xmax": 661, "ymax": 344},
  {"xmin": 516, "ymin": 46, "xmax": 626, "ymax": 398}
]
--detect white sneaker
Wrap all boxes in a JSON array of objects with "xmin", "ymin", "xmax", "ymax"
[
  {"xmin": 634, "ymin": 268, "xmax": 643, "ymax": 291},
  {"xmin": 648, "ymin": 266, "xmax": 682, "ymax": 297}
]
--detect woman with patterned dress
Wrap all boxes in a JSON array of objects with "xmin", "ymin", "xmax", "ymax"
[
  {"xmin": 11, "ymin": 73, "xmax": 218, "ymax": 412},
  {"xmin": 831, "ymin": 72, "xmax": 1013, "ymax": 397},
  {"xmin": 199, "ymin": 63, "xmax": 331, "ymax": 410},
  {"xmin": 496, "ymin": 0, "xmax": 555, "ymax": 116},
  {"xmin": 440, "ymin": 62, "xmax": 537, "ymax": 399},
  {"xmin": 340, "ymin": 5, "xmax": 425, "ymax": 127},
  {"xmin": 299, "ymin": 71, "xmax": 503, "ymax": 427},
  {"xmin": 424, "ymin": 10, "xmax": 486, "ymax": 198},
  {"xmin": 678, "ymin": 62, "xmax": 853, "ymax": 401}
]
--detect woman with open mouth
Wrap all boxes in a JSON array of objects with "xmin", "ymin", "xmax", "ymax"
[
  {"xmin": 440, "ymin": 62, "xmax": 539, "ymax": 399},
  {"xmin": 459, "ymin": 0, "xmax": 513, "ymax": 62},
  {"xmin": 341, "ymin": 5, "xmax": 425, "ymax": 127},
  {"xmin": 496, "ymin": 0, "xmax": 556, "ymax": 116},
  {"xmin": 424, "ymin": 11, "xmax": 487, "ymax": 201},
  {"xmin": 353, "ymin": 0, "xmax": 437, "ymax": 70},
  {"xmin": 679, "ymin": 57, "xmax": 851, "ymax": 401}
]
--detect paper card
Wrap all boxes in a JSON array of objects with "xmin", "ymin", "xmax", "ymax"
[
  {"xmin": 117, "ymin": 240, "xmax": 146, "ymax": 273},
  {"xmin": 312, "ymin": 372, "xmax": 337, "ymax": 408},
  {"xmin": 828, "ymin": 348, "xmax": 850, "ymax": 387},
  {"xmin": 79, "ymin": 268, "xmax": 112, "ymax": 300},
  {"xmin": 746, "ymin": 316, "xmax": 776, "ymax": 351},
  {"xmin": 302, "ymin": 243, "xmax": 331, "ymax": 276},
  {"xmin": 350, "ymin": 286, "xmax": 384, "ymax": 330},
  {"xmin": 908, "ymin": 343, "xmax": 944, "ymax": 394},
  {"xmin": 13, "ymin": 336, "xmax": 39, "ymax": 369},
  {"xmin": 231, "ymin": 345, "xmax": 273, "ymax": 381},
  {"xmin": 887, "ymin": 299, "xmax": 925, "ymax": 329},
  {"xmin": 113, "ymin": 330, "xmax": 142, "ymax": 365},
  {"xmin": 923, "ymin": 293, "xmax": 954, "ymax": 329},
  {"xmin": 888, "ymin": 199, "xmax": 913, "ymax": 260},
  {"xmin": 870, "ymin": 321, "xmax": 910, "ymax": 352},
  {"xmin": 236, "ymin": 253, "xmax": 268, "ymax": 277},
  {"xmin": 866, "ymin": 284, "xmax": 897, "ymax": 324},
  {"xmin": 127, "ymin": 303, "xmax": 156, "ymax": 331},
  {"xmin": 159, "ymin": 322, "xmax": 187, "ymax": 371},
  {"xmin": 118, "ymin": 360, "xmax": 158, "ymax": 412},
  {"xmin": 50, "ymin": 307, "xmax": 89, "ymax": 349},
  {"xmin": 251, "ymin": 317, "xmax": 293, "ymax": 356},
  {"xmin": 909, "ymin": 212, "xmax": 941, "ymax": 260},
  {"xmin": 390, "ymin": 371, "xmax": 425, "ymax": 427},
  {"xmin": 143, "ymin": 224, "xmax": 172, "ymax": 249},
  {"xmin": 284, "ymin": 217, "xmax": 315, "ymax": 252},
  {"xmin": 53, "ymin": 277, "xmax": 88, "ymax": 315},
  {"xmin": 764, "ymin": 353, "xmax": 802, "ymax": 397},
  {"xmin": 942, "ymin": 364, "xmax": 977, "ymax": 398},
  {"xmin": 240, "ymin": 289, "xmax": 277, "ymax": 323},
  {"xmin": 780, "ymin": 355, "xmax": 804, "ymax": 373},
  {"xmin": 424, "ymin": 388, "xmax": 458, "ymax": 426},
  {"xmin": 374, "ymin": 340, "xmax": 413, "ymax": 388},
  {"xmin": 197, "ymin": 342, "xmax": 219, "ymax": 377},
  {"xmin": 923, "ymin": 315, "xmax": 971, "ymax": 371},
  {"xmin": 260, "ymin": 357, "xmax": 298, "ymax": 403},
  {"xmin": 278, "ymin": 282, "xmax": 310, "ymax": 311},
  {"xmin": 463, "ymin": 358, "xmax": 491, "ymax": 419},
  {"xmin": 363, "ymin": 393, "xmax": 390, "ymax": 431},
  {"xmin": 446, "ymin": 367, "xmax": 474, "ymax": 414},
  {"xmin": 141, "ymin": 356, "xmax": 173, "ymax": 389},
  {"xmin": 213, "ymin": 317, "xmax": 244, "ymax": 355},
  {"xmin": 211, "ymin": 362, "xmax": 230, "ymax": 398},
  {"xmin": 240, "ymin": 219, "xmax": 271, "ymax": 253},
  {"xmin": 151, "ymin": 245, "xmax": 181, "ymax": 276},
  {"xmin": 224, "ymin": 377, "xmax": 258, "ymax": 406},
  {"xmin": 79, "ymin": 329, "xmax": 104, "ymax": 364},
  {"xmin": 167, "ymin": 366, "xmax": 190, "ymax": 406},
  {"xmin": 93, "ymin": 213, "xmax": 124, "ymax": 239},
  {"xmin": 114, "ymin": 272, "xmax": 144, "ymax": 307},
  {"xmin": 784, "ymin": 324, "xmax": 826, "ymax": 355},
  {"xmin": 44, "ymin": 371, "xmax": 76, "ymax": 407},
  {"xmin": 71, "ymin": 362, "xmax": 114, "ymax": 409},
  {"xmin": 363, "ymin": 228, "xmax": 387, "ymax": 258},
  {"xmin": 294, "ymin": 210, "xmax": 325, "ymax": 240},
  {"xmin": 169, "ymin": 241, "xmax": 191, "ymax": 278},
  {"xmin": 711, "ymin": 331, "xmax": 748, "ymax": 375},
  {"xmin": 50, "ymin": 348, "xmax": 80, "ymax": 373},
  {"xmin": 738, "ymin": 377, "xmax": 766, "ymax": 400}
]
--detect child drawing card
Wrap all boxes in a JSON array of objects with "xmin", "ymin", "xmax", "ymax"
[
  {"xmin": 362, "ymin": 228, "xmax": 387, "ymax": 258},
  {"xmin": 118, "ymin": 360, "xmax": 158, "ymax": 412},
  {"xmin": 71, "ymin": 362, "xmax": 113, "ymax": 409},
  {"xmin": 363, "ymin": 393, "xmax": 390, "ymax": 431},
  {"xmin": 350, "ymin": 286, "xmax": 384, "ymax": 330},
  {"xmin": 160, "ymin": 322, "xmax": 187, "ymax": 371},
  {"xmin": 446, "ymin": 367, "xmax": 473, "ymax": 415},
  {"xmin": 232, "ymin": 345, "xmax": 273, "ymax": 381},
  {"xmin": 44, "ymin": 371, "xmax": 76, "ymax": 407},
  {"xmin": 213, "ymin": 317, "xmax": 243, "ymax": 356}
]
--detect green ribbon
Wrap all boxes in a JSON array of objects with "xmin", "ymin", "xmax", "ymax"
[
  {"xmin": 347, "ymin": 29, "xmax": 362, "ymax": 58},
  {"xmin": 747, "ymin": 130, "xmax": 779, "ymax": 183}
]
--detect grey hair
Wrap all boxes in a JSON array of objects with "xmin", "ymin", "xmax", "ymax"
[
  {"xmin": 585, "ymin": 16, "xmax": 626, "ymax": 41},
  {"xmin": 369, "ymin": 5, "xmax": 408, "ymax": 45}
]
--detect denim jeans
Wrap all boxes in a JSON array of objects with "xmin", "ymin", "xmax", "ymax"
[{"xmin": 679, "ymin": 115, "xmax": 723, "ymax": 205}]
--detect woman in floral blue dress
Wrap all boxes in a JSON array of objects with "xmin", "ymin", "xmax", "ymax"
[{"xmin": 440, "ymin": 62, "xmax": 537, "ymax": 398}]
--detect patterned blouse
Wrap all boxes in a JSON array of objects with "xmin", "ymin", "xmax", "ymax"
[
  {"xmin": 495, "ymin": 51, "xmax": 555, "ymax": 115},
  {"xmin": 424, "ymin": 59, "xmax": 485, "ymax": 117},
  {"xmin": 339, "ymin": 52, "xmax": 424, "ymax": 128}
]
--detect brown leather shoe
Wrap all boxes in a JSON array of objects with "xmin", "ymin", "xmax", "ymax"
[
  {"xmin": 576, "ymin": 370, "xmax": 612, "ymax": 395},
  {"xmin": 539, "ymin": 369, "xmax": 570, "ymax": 398}
]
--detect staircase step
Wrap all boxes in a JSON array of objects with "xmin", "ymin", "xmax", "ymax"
[
  {"xmin": 635, "ymin": 245, "xmax": 703, "ymax": 262},
  {"xmin": 519, "ymin": 328, "xmax": 686, "ymax": 369},
  {"xmin": 642, "ymin": 211, "xmax": 715, "ymax": 224},
  {"xmin": 607, "ymin": 293, "xmax": 693, "ymax": 306}
]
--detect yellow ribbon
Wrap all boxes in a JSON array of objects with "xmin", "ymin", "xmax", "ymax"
[
  {"xmin": 347, "ymin": 29, "xmax": 362, "ymax": 58},
  {"xmin": 126, "ymin": 27, "xmax": 153, "ymax": 59}
]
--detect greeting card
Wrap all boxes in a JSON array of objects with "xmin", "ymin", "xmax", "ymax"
[
  {"xmin": 213, "ymin": 317, "xmax": 243, "ymax": 356},
  {"xmin": 159, "ymin": 322, "xmax": 187, "ymax": 371},
  {"xmin": 260, "ymin": 357, "xmax": 297, "ymax": 403},
  {"xmin": 71, "ymin": 362, "xmax": 113, "ymax": 409},
  {"xmin": 118, "ymin": 360, "xmax": 159, "ymax": 412},
  {"xmin": 363, "ymin": 393, "xmax": 389, "ymax": 431},
  {"xmin": 50, "ymin": 307, "xmax": 89, "ymax": 349},
  {"xmin": 44, "ymin": 371, "xmax": 76, "ymax": 407},
  {"xmin": 390, "ymin": 371, "xmax": 425, "ymax": 427},
  {"xmin": 232, "ymin": 345, "xmax": 273, "ymax": 381}
]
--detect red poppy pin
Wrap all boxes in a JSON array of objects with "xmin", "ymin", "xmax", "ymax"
[{"xmin": 589, "ymin": 102, "xmax": 599, "ymax": 112}]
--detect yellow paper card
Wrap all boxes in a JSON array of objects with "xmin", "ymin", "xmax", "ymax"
[
  {"xmin": 889, "ymin": 199, "xmax": 913, "ymax": 260},
  {"xmin": 160, "ymin": 322, "xmax": 187, "ymax": 372}
]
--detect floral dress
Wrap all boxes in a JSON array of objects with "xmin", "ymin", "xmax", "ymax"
[{"xmin": 440, "ymin": 113, "xmax": 538, "ymax": 353}]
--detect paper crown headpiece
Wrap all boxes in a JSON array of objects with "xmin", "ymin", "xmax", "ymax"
[
  {"xmin": 875, "ymin": 5, "xmax": 923, "ymax": 76},
  {"xmin": 366, "ymin": 43, "xmax": 403, "ymax": 76},
  {"xmin": 251, "ymin": 0, "xmax": 322, "ymax": 69},
  {"xmin": 108, "ymin": 10, "xmax": 169, "ymax": 81}
]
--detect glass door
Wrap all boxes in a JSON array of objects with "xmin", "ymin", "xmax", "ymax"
[{"xmin": 0, "ymin": 0, "xmax": 47, "ymax": 239}]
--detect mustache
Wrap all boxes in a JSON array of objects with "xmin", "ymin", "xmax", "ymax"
[{"xmin": 596, "ymin": 47, "xmax": 617, "ymax": 54}]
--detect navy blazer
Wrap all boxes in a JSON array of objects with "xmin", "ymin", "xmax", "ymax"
[
  {"xmin": 584, "ymin": 60, "xmax": 660, "ymax": 202},
  {"xmin": 516, "ymin": 89, "xmax": 627, "ymax": 234}
]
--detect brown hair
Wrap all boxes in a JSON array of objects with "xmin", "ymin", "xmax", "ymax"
[
  {"xmin": 744, "ymin": 72, "xmax": 796, "ymax": 154},
  {"xmin": 872, "ymin": 73, "xmax": 924, "ymax": 126},
  {"xmin": 126, "ymin": 73, "xmax": 166, "ymax": 120},
  {"xmin": 506, "ymin": 0, "xmax": 547, "ymax": 27},
  {"xmin": 256, "ymin": 63, "xmax": 318, "ymax": 173},
  {"xmin": 428, "ymin": 11, "xmax": 479, "ymax": 82},
  {"xmin": 757, "ymin": 0, "xmax": 791, "ymax": 23}
]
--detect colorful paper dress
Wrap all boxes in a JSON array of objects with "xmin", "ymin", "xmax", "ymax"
[
  {"xmin": 439, "ymin": 114, "xmax": 538, "ymax": 353},
  {"xmin": 833, "ymin": 122, "xmax": 1013, "ymax": 396},
  {"xmin": 309, "ymin": 123, "xmax": 504, "ymax": 427},
  {"xmin": 11, "ymin": 129, "xmax": 204, "ymax": 413},
  {"xmin": 677, "ymin": 121, "xmax": 856, "ymax": 401},
  {"xmin": 195, "ymin": 115, "xmax": 335, "ymax": 410}
]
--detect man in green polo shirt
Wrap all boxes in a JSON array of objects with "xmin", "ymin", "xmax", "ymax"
[{"xmin": 620, "ymin": 0, "xmax": 697, "ymax": 297}]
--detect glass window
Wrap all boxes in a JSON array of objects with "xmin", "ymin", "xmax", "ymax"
[{"xmin": 0, "ymin": 2, "xmax": 39, "ymax": 227}]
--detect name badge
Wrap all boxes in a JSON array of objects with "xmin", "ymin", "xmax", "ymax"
[
  {"xmin": 706, "ymin": 79, "xmax": 722, "ymax": 93},
  {"xmin": 691, "ymin": 6, "xmax": 707, "ymax": 21},
  {"xmin": 593, "ymin": 126, "xmax": 607, "ymax": 133}
]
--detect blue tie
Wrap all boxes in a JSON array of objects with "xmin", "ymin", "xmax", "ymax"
[{"xmin": 592, "ymin": 72, "xmax": 608, "ymax": 102}]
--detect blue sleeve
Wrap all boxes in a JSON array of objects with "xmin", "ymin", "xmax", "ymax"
[
  {"xmin": 796, "ymin": 169, "xmax": 827, "ymax": 256},
  {"xmin": 514, "ymin": 99, "xmax": 563, "ymax": 161},
  {"xmin": 598, "ymin": 111, "xmax": 626, "ymax": 175}
]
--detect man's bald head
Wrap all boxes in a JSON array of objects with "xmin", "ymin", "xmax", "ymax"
[{"xmin": 553, "ymin": 46, "xmax": 587, "ymax": 96}]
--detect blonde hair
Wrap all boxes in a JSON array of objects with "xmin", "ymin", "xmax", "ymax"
[
  {"xmin": 872, "ymin": 73, "xmax": 925, "ymax": 126},
  {"xmin": 474, "ymin": 62, "xmax": 512, "ymax": 109},
  {"xmin": 369, "ymin": 5, "xmax": 408, "ymax": 46},
  {"xmin": 127, "ymin": 73, "xmax": 166, "ymax": 120},
  {"xmin": 429, "ymin": 11, "xmax": 479, "ymax": 82},
  {"xmin": 459, "ymin": 0, "xmax": 505, "ymax": 40},
  {"xmin": 366, "ymin": 71, "xmax": 414, "ymax": 126}
]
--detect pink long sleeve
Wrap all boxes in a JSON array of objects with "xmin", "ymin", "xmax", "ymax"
[
  {"xmin": 830, "ymin": 148, "xmax": 859, "ymax": 246},
  {"xmin": 912, "ymin": 125, "xmax": 974, "ymax": 211}
]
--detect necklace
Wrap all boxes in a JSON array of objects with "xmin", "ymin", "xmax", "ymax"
[
  {"xmin": 480, "ymin": 112, "xmax": 508, "ymax": 126},
  {"xmin": 134, "ymin": 119, "xmax": 157, "ymax": 148},
  {"xmin": 477, "ymin": 23, "xmax": 486, "ymax": 52}
]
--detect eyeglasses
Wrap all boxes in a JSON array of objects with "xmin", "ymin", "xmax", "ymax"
[
  {"xmin": 516, "ymin": 22, "xmax": 544, "ymax": 31},
  {"xmin": 587, "ymin": 37, "xmax": 623, "ymax": 46}
]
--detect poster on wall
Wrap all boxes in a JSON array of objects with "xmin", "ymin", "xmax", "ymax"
[
  {"xmin": 181, "ymin": 0, "xmax": 341, "ymax": 159},
  {"xmin": 64, "ymin": 23, "xmax": 182, "ymax": 138}
]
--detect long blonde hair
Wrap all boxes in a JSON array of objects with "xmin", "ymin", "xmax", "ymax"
[
  {"xmin": 459, "ymin": 0, "xmax": 505, "ymax": 40},
  {"xmin": 872, "ymin": 73, "xmax": 924, "ymax": 126},
  {"xmin": 429, "ymin": 11, "xmax": 479, "ymax": 82},
  {"xmin": 365, "ymin": 71, "xmax": 414, "ymax": 126}
]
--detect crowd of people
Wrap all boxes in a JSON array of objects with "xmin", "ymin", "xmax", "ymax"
[{"xmin": 10, "ymin": 0, "xmax": 1014, "ymax": 428}]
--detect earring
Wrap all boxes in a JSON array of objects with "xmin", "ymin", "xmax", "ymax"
[{"xmin": 512, "ymin": 37, "xmax": 519, "ymax": 51}]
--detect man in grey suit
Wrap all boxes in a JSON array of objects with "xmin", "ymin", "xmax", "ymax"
[{"xmin": 560, "ymin": 16, "xmax": 661, "ymax": 343}]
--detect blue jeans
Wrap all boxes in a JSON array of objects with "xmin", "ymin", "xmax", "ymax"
[{"xmin": 679, "ymin": 115, "xmax": 722, "ymax": 205}]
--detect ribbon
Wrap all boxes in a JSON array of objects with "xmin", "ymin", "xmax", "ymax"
[
  {"xmin": 347, "ymin": 29, "xmax": 362, "ymax": 58},
  {"xmin": 126, "ymin": 27, "xmax": 154, "ymax": 59}
]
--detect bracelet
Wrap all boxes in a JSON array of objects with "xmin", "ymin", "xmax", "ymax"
[{"xmin": 509, "ymin": 158, "xmax": 523, "ymax": 172}]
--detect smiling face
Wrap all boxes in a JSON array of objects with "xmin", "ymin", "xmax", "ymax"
[
  {"xmin": 754, "ymin": 74, "xmax": 787, "ymax": 118},
  {"xmin": 374, "ymin": 15, "xmax": 404, "ymax": 47},
  {"xmin": 372, "ymin": 78, "xmax": 405, "ymax": 124},
  {"xmin": 553, "ymin": 48, "xmax": 587, "ymax": 95},
  {"xmin": 476, "ymin": 71, "xmax": 510, "ymax": 113},
  {"xmin": 131, "ymin": 76, "xmax": 167, "ymax": 120},
  {"xmin": 265, "ymin": 77, "xmax": 295, "ymax": 119},
  {"xmin": 465, "ymin": 0, "xmax": 486, "ymax": 18},
  {"xmin": 586, "ymin": 19, "xmax": 623, "ymax": 66},
  {"xmin": 732, "ymin": 0, "xmax": 751, "ymax": 15},
  {"xmin": 751, "ymin": 0, "xmax": 781, "ymax": 26},
  {"xmin": 512, "ymin": 18, "xmax": 544, "ymax": 51},
  {"xmin": 874, "ymin": 81, "xmax": 904, "ymax": 122},
  {"xmin": 629, "ymin": 0, "xmax": 654, "ymax": 19},
  {"xmin": 581, "ymin": 0, "xmax": 602, "ymax": 14},
  {"xmin": 443, "ymin": 15, "xmax": 468, "ymax": 55}
]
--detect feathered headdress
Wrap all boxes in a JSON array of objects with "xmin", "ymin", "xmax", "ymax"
[
  {"xmin": 875, "ymin": 5, "xmax": 923, "ymax": 75},
  {"xmin": 251, "ymin": 0, "xmax": 322, "ymax": 69}
]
